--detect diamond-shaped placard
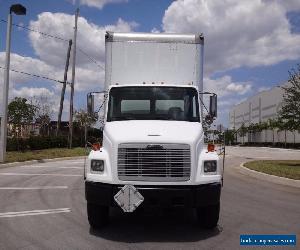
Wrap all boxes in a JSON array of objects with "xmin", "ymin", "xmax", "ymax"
[{"xmin": 114, "ymin": 185, "xmax": 144, "ymax": 212}]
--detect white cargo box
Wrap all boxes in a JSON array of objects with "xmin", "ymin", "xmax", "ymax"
[{"xmin": 105, "ymin": 32, "xmax": 204, "ymax": 91}]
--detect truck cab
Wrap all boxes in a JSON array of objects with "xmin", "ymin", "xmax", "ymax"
[{"xmin": 85, "ymin": 32, "xmax": 222, "ymax": 229}]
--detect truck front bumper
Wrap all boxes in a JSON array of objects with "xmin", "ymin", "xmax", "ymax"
[{"xmin": 85, "ymin": 181, "xmax": 221, "ymax": 208}]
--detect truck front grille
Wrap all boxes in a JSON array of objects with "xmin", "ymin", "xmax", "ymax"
[{"xmin": 118, "ymin": 143, "xmax": 191, "ymax": 181}]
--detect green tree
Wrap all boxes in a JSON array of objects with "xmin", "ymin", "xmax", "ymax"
[
  {"xmin": 8, "ymin": 97, "xmax": 36, "ymax": 138},
  {"xmin": 279, "ymin": 64, "xmax": 300, "ymax": 132},
  {"xmin": 247, "ymin": 123, "xmax": 255, "ymax": 143},
  {"xmin": 224, "ymin": 129, "xmax": 235, "ymax": 145},
  {"xmin": 238, "ymin": 123, "xmax": 248, "ymax": 144},
  {"xmin": 74, "ymin": 109, "xmax": 97, "ymax": 144}
]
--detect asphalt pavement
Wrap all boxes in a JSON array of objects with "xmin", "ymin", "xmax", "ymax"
[{"xmin": 0, "ymin": 146, "xmax": 299, "ymax": 250}]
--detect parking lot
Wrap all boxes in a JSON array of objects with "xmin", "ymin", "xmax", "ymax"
[{"xmin": 0, "ymin": 146, "xmax": 299, "ymax": 249}]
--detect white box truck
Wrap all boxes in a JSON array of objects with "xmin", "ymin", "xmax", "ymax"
[{"xmin": 85, "ymin": 32, "xmax": 223, "ymax": 229}]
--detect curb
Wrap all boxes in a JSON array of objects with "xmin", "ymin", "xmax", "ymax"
[
  {"xmin": 239, "ymin": 162, "xmax": 300, "ymax": 188},
  {"xmin": 0, "ymin": 156, "xmax": 86, "ymax": 169}
]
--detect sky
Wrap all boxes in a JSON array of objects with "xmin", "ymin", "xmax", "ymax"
[{"xmin": 0, "ymin": 0, "xmax": 300, "ymax": 126}]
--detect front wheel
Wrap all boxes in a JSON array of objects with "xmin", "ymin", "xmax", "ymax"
[
  {"xmin": 87, "ymin": 203, "xmax": 109, "ymax": 229},
  {"xmin": 197, "ymin": 203, "xmax": 220, "ymax": 229}
]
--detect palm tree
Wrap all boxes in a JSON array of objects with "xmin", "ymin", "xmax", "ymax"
[
  {"xmin": 268, "ymin": 118, "xmax": 278, "ymax": 146},
  {"xmin": 238, "ymin": 124, "xmax": 248, "ymax": 144},
  {"xmin": 247, "ymin": 123, "xmax": 255, "ymax": 143}
]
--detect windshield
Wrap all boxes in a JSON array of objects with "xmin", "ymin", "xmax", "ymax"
[{"xmin": 107, "ymin": 86, "xmax": 200, "ymax": 122}]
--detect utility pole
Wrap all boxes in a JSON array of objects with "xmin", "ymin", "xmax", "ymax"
[
  {"xmin": 69, "ymin": 8, "xmax": 79, "ymax": 148},
  {"xmin": 0, "ymin": 4, "xmax": 26, "ymax": 163},
  {"xmin": 0, "ymin": 13, "xmax": 12, "ymax": 163},
  {"xmin": 56, "ymin": 39, "xmax": 72, "ymax": 136}
]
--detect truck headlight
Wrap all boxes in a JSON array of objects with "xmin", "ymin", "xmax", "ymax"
[
  {"xmin": 204, "ymin": 160, "xmax": 217, "ymax": 173},
  {"xmin": 91, "ymin": 160, "xmax": 104, "ymax": 172}
]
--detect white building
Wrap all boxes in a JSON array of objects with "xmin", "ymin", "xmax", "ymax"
[{"xmin": 229, "ymin": 83, "xmax": 300, "ymax": 144}]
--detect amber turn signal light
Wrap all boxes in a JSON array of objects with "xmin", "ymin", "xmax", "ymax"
[
  {"xmin": 207, "ymin": 144, "xmax": 215, "ymax": 152},
  {"xmin": 92, "ymin": 143, "xmax": 101, "ymax": 151}
]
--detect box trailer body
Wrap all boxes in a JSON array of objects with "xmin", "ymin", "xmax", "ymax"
[
  {"xmin": 85, "ymin": 32, "xmax": 222, "ymax": 229},
  {"xmin": 105, "ymin": 32, "xmax": 203, "ymax": 90}
]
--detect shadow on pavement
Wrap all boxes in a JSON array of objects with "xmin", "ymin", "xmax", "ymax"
[{"xmin": 90, "ymin": 207, "xmax": 222, "ymax": 243}]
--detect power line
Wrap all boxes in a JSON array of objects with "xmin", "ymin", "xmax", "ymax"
[
  {"xmin": 0, "ymin": 19, "xmax": 104, "ymax": 70},
  {"xmin": 95, "ymin": 93, "xmax": 108, "ymax": 113},
  {"xmin": 0, "ymin": 65, "xmax": 69, "ymax": 85},
  {"xmin": 77, "ymin": 47, "xmax": 104, "ymax": 70},
  {"xmin": 0, "ymin": 19, "xmax": 69, "ymax": 42},
  {"xmin": 199, "ymin": 96, "xmax": 209, "ymax": 113}
]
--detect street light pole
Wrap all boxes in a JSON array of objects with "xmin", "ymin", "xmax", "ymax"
[{"xmin": 0, "ymin": 4, "xmax": 26, "ymax": 163}]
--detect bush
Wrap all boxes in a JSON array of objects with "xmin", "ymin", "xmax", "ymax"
[
  {"xmin": 28, "ymin": 136, "xmax": 49, "ymax": 150},
  {"xmin": 7, "ymin": 137, "xmax": 28, "ymax": 151},
  {"xmin": 6, "ymin": 129, "xmax": 103, "ymax": 152},
  {"xmin": 48, "ymin": 136, "xmax": 68, "ymax": 148},
  {"xmin": 7, "ymin": 136, "xmax": 79, "ymax": 151}
]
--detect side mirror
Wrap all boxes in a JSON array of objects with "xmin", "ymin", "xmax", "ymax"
[
  {"xmin": 209, "ymin": 94, "xmax": 217, "ymax": 118},
  {"xmin": 87, "ymin": 93, "xmax": 94, "ymax": 116}
]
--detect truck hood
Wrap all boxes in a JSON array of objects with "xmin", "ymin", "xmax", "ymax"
[{"xmin": 103, "ymin": 120, "xmax": 203, "ymax": 145}]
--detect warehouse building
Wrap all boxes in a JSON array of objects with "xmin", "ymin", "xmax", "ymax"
[{"xmin": 229, "ymin": 82, "xmax": 300, "ymax": 144}]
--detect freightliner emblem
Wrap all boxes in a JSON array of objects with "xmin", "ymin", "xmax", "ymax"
[{"xmin": 146, "ymin": 144, "xmax": 164, "ymax": 150}]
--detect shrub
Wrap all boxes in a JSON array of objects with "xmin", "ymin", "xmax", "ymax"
[
  {"xmin": 8, "ymin": 136, "xmax": 72, "ymax": 151},
  {"xmin": 6, "ymin": 133, "xmax": 103, "ymax": 151}
]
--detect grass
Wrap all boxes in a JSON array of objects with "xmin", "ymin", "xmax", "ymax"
[
  {"xmin": 244, "ymin": 160, "xmax": 300, "ymax": 180},
  {"xmin": 2, "ymin": 147, "xmax": 87, "ymax": 164}
]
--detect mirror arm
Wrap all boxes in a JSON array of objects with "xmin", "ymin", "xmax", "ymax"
[
  {"xmin": 87, "ymin": 90, "xmax": 107, "ymax": 118},
  {"xmin": 199, "ymin": 91, "xmax": 217, "ymax": 96},
  {"xmin": 198, "ymin": 92, "xmax": 217, "ymax": 114}
]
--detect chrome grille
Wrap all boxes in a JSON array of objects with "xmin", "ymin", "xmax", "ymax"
[{"xmin": 118, "ymin": 143, "xmax": 191, "ymax": 181}]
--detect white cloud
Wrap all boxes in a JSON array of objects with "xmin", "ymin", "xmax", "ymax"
[
  {"xmin": 162, "ymin": 0, "xmax": 300, "ymax": 74},
  {"xmin": 204, "ymin": 75, "xmax": 252, "ymax": 97},
  {"xmin": 202, "ymin": 75, "xmax": 252, "ymax": 125},
  {"xmin": 12, "ymin": 87, "xmax": 54, "ymax": 98},
  {"xmin": 0, "ymin": 52, "xmax": 61, "ymax": 87},
  {"xmin": 11, "ymin": 87, "xmax": 70, "ymax": 120},
  {"xmin": 29, "ymin": 12, "xmax": 136, "ymax": 91},
  {"xmin": 151, "ymin": 27, "xmax": 161, "ymax": 33},
  {"xmin": 162, "ymin": 0, "xmax": 300, "ymax": 125},
  {"xmin": 0, "ymin": 53, "xmax": 68, "ymax": 118},
  {"xmin": 258, "ymin": 86, "xmax": 271, "ymax": 92},
  {"xmin": 272, "ymin": 0, "xmax": 300, "ymax": 11},
  {"xmin": 226, "ymin": 83, "xmax": 251, "ymax": 95},
  {"xmin": 79, "ymin": 0, "xmax": 128, "ymax": 9},
  {"xmin": 1, "ymin": 13, "xmax": 136, "ymax": 118}
]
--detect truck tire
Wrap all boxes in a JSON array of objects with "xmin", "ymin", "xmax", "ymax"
[
  {"xmin": 197, "ymin": 203, "xmax": 220, "ymax": 229},
  {"xmin": 87, "ymin": 203, "xmax": 109, "ymax": 229}
]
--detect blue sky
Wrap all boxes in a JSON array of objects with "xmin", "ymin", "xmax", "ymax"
[{"xmin": 0, "ymin": 0, "xmax": 299, "ymax": 126}]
